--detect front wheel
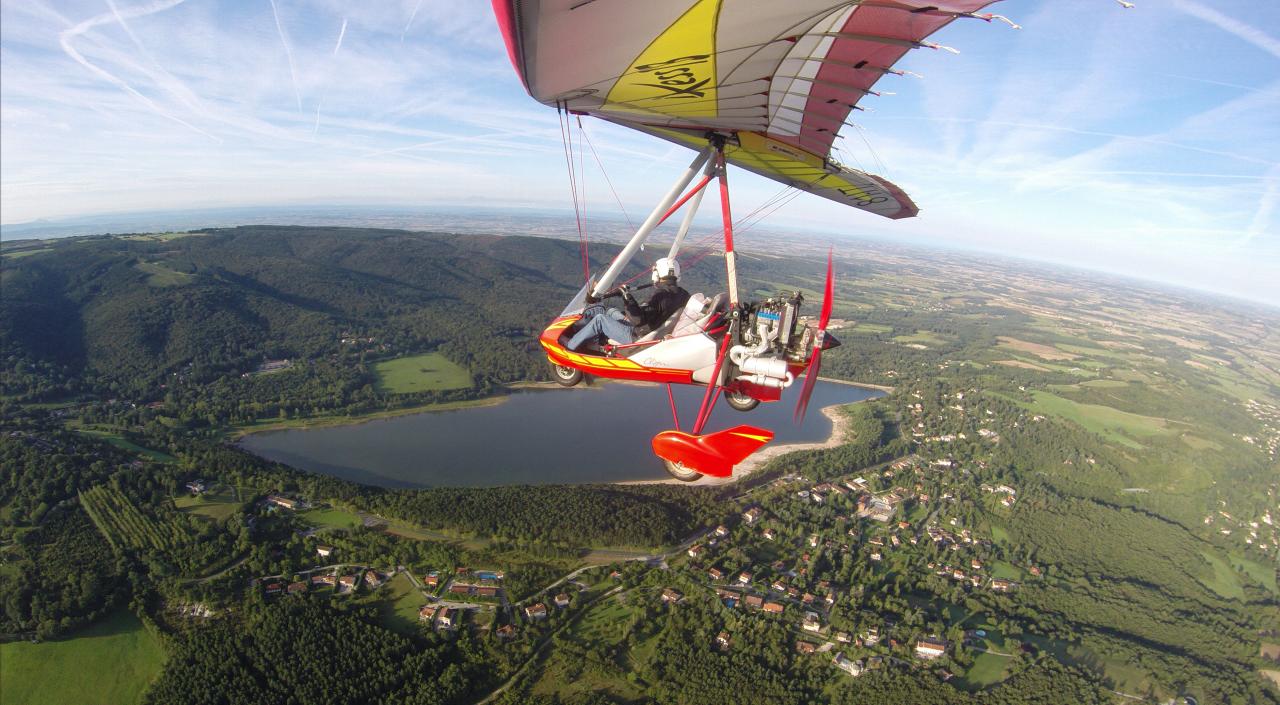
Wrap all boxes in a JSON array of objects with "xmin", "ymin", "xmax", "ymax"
[
  {"xmin": 663, "ymin": 459, "xmax": 702, "ymax": 482},
  {"xmin": 551, "ymin": 363, "xmax": 583, "ymax": 387},
  {"xmin": 723, "ymin": 391, "xmax": 760, "ymax": 412}
]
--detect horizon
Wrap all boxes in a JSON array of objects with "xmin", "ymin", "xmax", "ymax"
[
  {"xmin": 4, "ymin": 202, "xmax": 1277, "ymax": 311},
  {"xmin": 2, "ymin": 1, "xmax": 1277, "ymax": 302}
]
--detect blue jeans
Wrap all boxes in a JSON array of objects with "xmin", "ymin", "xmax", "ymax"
[{"xmin": 567, "ymin": 306, "xmax": 635, "ymax": 350}]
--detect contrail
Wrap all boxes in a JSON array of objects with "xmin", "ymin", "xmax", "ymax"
[
  {"xmin": 1173, "ymin": 0, "xmax": 1280, "ymax": 60},
  {"xmin": 313, "ymin": 18, "xmax": 348, "ymax": 136},
  {"xmin": 59, "ymin": 0, "xmax": 219, "ymax": 141},
  {"xmin": 333, "ymin": 17, "xmax": 348, "ymax": 57},
  {"xmin": 268, "ymin": 0, "xmax": 303, "ymax": 112},
  {"xmin": 402, "ymin": 0, "xmax": 423, "ymax": 42}
]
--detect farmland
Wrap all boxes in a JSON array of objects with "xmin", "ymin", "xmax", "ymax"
[{"xmin": 81, "ymin": 485, "xmax": 185, "ymax": 552}]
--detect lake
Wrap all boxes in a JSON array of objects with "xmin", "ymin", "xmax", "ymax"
[{"xmin": 238, "ymin": 381, "xmax": 883, "ymax": 488}]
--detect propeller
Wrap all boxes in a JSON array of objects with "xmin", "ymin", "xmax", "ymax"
[{"xmin": 795, "ymin": 250, "xmax": 835, "ymax": 423}]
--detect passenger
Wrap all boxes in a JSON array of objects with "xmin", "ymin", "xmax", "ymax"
[{"xmin": 567, "ymin": 258, "xmax": 690, "ymax": 351}]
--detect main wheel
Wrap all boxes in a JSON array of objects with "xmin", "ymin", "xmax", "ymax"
[
  {"xmin": 551, "ymin": 363, "xmax": 583, "ymax": 387},
  {"xmin": 663, "ymin": 459, "xmax": 702, "ymax": 482},
  {"xmin": 723, "ymin": 391, "xmax": 760, "ymax": 412}
]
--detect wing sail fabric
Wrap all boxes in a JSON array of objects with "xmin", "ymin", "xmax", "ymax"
[{"xmin": 496, "ymin": 0, "xmax": 999, "ymax": 220}]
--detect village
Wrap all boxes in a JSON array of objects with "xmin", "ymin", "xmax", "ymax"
[{"xmin": 226, "ymin": 384, "xmax": 1048, "ymax": 686}]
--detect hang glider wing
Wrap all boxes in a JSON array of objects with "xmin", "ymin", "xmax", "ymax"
[{"xmin": 495, "ymin": 0, "xmax": 1000, "ymax": 220}]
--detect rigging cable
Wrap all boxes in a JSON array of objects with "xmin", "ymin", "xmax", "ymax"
[{"xmin": 557, "ymin": 103, "xmax": 591, "ymax": 285}]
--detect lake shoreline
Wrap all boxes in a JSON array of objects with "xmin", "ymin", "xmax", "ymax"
[{"xmin": 231, "ymin": 377, "xmax": 890, "ymax": 441}]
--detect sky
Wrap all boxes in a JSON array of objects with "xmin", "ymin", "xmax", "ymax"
[{"xmin": 1, "ymin": 1, "xmax": 1277, "ymax": 304}]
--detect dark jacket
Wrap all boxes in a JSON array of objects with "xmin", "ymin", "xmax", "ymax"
[{"xmin": 625, "ymin": 280, "xmax": 690, "ymax": 334}]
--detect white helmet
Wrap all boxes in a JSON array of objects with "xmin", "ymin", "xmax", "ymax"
[{"xmin": 652, "ymin": 257, "xmax": 681, "ymax": 283}]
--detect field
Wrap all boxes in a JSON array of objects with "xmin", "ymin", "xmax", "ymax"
[
  {"xmin": 0, "ymin": 611, "xmax": 166, "ymax": 705},
  {"xmin": 1229, "ymin": 551, "xmax": 1277, "ymax": 594},
  {"xmin": 1, "ymin": 247, "xmax": 53, "ymax": 259},
  {"xmin": 81, "ymin": 485, "xmax": 185, "ymax": 551},
  {"xmin": 372, "ymin": 572, "xmax": 427, "ymax": 634},
  {"xmin": 996, "ymin": 336, "xmax": 1079, "ymax": 360},
  {"xmin": 959, "ymin": 651, "xmax": 1014, "ymax": 689},
  {"xmin": 300, "ymin": 506, "xmax": 362, "ymax": 530},
  {"xmin": 73, "ymin": 428, "xmax": 176, "ymax": 462},
  {"xmin": 893, "ymin": 330, "xmax": 951, "ymax": 347},
  {"xmin": 133, "ymin": 260, "xmax": 194, "ymax": 287},
  {"xmin": 174, "ymin": 486, "xmax": 241, "ymax": 522},
  {"xmin": 372, "ymin": 352, "xmax": 472, "ymax": 394},
  {"xmin": 1026, "ymin": 391, "xmax": 1177, "ymax": 449},
  {"xmin": 1198, "ymin": 551, "xmax": 1245, "ymax": 600}
]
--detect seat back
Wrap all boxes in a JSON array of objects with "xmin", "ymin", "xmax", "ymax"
[
  {"xmin": 672, "ymin": 292, "xmax": 725, "ymax": 337},
  {"xmin": 636, "ymin": 293, "xmax": 705, "ymax": 343}
]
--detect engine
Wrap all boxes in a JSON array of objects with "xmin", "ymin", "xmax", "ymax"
[{"xmin": 730, "ymin": 291, "xmax": 809, "ymax": 389}]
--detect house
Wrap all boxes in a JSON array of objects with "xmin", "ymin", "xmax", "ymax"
[
  {"xmin": 311, "ymin": 574, "xmax": 336, "ymax": 587},
  {"xmin": 609, "ymin": 570, "xmax": 623, "ymax": 580},
  {"xmin": 687, "ymin": 544, "xmax": 704, "ymax": 559},
  {"xmin": 714, "ymin": 524, "xmax": 730, "ymax": 537},
  {"xmin": 418, "ymin": 605, "xmax": 438, "ymax": 622},
  {"xmin": 364, "ymin": 570, "xmax": 383, "ymax": 588},
  {"xmin": 744, "ymin": 594, "xmax": 764, "ymax": 610},
  {"xmin": 554, "ymin": 593, "xmax": 571, "ymax": 608},
  {"xmin": 870, "ymin": 551, "xmax": 882, "ymax": 562},
  {"xmin": 915, "ymin": 636, "xmax": 949, "ymax": 660},
  {"xmin": 795, "ymin": 641, "xmax": 816, "ymax": 654},
  {"xmin": 763, "ymin": 528, "xmax": 776, "ymax": 541},
  {"xmin": 525, "ymin": 603, "xmax": 548, "ymax": 620},
  {"xmin": 449, "ymin": 583, "xmax": 473, "ymax": 596},
  {"xmin": 833, "ymin": 652, "xmax": 864, "ymax": 676},
  {"xmin": 496, "ymin": 624, "xmax": 516, "ymax": 639},
  {"xmin": 762, "ymin": 602, "xmax": 784, "ymax": 614},
  {"xmin": 801, "ymin": 592, "xmax": 815, "ymax": 605},
  {"xmin": 424, "ymin": 571, "xmax": 440, "ymax": 587},
  {"xmin": 737, "ymin": 571, "xmax": 753, "ymax": 585},
  {"xmin": 991, "ymin": 578, "xmax": 1015, "ymax": 592},
  {"xmin": 970, "ymin": 559, "xmax": 983, "ymax": 571},
  {"xmin": 476, "ymin": 586, "xmax": 500, "ymax": 598},
  {"xmin": 661, "ymin": 588, "xmax": 684, "ymax": 604},
  {"xmin": 771, "ymin": 578, "xmax": 787, "ymax": 592},
  {"xmin": 716, "ymin": 631, "xmax": 731, "ymax": 650},
  {"xmin": 708, "ymin": 567, "xmax": 724, "ymax": 581},
  {"xmin": 808, "ymin": 534, "xmax": 820, "ymax": 547},
  {"xmin": 835, "ymin": 631, "xmax": 852, "ymax": 644},
  {"xmin": 743, "ymin": 507, "xmax": 763, "ymax": 524},
  {"xmin": 266, "ymin": 494, "xmax": 300, "ymax": 511},
  {"xmin": 863, "ymin": 627, "xmax": 880, "ymax": 646},
  {"xmin": 287, "ymin": 581, "xmax": 308, "ymax": 594},
  {"xmin": 185, "ymin": 480, "xmax": 206, "ymax": 494},
  {"xmin": 338, "ymin": 575, "xmax": 358, "ymax": 592},
  {"xmin": 263, "ymin": 581, "xmax": 284, "ymax": 595},
  {"xmin": 1029, "ymin": 565, "xmax": 1042, "ymax": 577},
  {"xmin": 316, "ymin": 545, "xmax": 334, "ymax": 559},
  {"xmin": 438, "ymin": 608, "xmax": 455, "ymax": 629},
  {"xmin": 802, "ymin": 613, "xmax": 822, "ymax": 633}
]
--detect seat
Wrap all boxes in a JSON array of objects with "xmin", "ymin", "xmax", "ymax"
[{"xmin": 634, "ymin": 292, "xmax": 706, "ymax": 344}]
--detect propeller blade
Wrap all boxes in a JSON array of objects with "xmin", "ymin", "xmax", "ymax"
[
  {"xmin": 819, "ymin": 249, "xmax": 834, "ymax": 330},
  {"xmin": 795, "ymin": 250, "xmax": 835, "ymax": 424},
  {"xmin": 793, "ymin": 346, "xmax": 823, "ymax": 423}
]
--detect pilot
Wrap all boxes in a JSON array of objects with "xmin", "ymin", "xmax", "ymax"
[{"xmin": 567, "ymin": 258, "xmax": 691, "ymax": 351}]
